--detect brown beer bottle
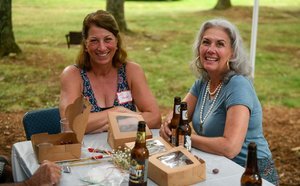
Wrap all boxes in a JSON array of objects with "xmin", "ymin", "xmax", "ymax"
[
  {"xmin": 176, "ymin": 102, "xmax": 192, "ymax": 151},
  {"xmin": 129, "ymin": 121, "xmax": 149, "ymax": 186},
  {"xmin": 169, "ymin": 96, "xmax": 181, "ymax": 146},
  {"xmin": 241, "ymin": 142, "xmax": 262, "ymax": 186}
]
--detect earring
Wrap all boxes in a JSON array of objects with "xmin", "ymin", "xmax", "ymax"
[
  {"xmin": 194, "ymin": 56, "xmax": 204, "ymax": 70},
  {"xmin": 226, "ymin": 60, "xmax": 230, "ymax": 70},
  {"xmin": 194, "ymin": 56, "xmax": 200, "ymax": 66}
]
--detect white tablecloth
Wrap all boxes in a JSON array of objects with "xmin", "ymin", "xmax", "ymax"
[{"xmin": 12, "ymin": 130, "xmax": 274, "ymax": 186}]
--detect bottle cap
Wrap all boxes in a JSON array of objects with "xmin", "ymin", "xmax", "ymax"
[
  {"xmin": 248, "ymin": 142, "xmax": 257, "ymax": 150},
  {"xmin": 174, "ymin": 96, "xmax": 181, "ymax": 102},
  {"xmin": 138, "ymin": 121, "xmax": 146, "ymax": 128},
  {"xmin": 180, "ymin": 102, "xmax": 187, "ymax": 109}
]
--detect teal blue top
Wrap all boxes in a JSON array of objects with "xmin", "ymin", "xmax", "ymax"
[{"xmin": 190, "ymin": 75, "xmax": 272, "ymax": 166}]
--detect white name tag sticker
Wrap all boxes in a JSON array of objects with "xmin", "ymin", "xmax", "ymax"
[{"xmin": 117, "ymin": 90, "xmax": 133, "ymax": 104}]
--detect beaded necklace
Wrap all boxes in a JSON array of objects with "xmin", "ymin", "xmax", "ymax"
[
  {"xmin": 199, "ymin": 80, "xmax": 223, "ymax": 135},
  {"xmin": 208, "ymin": 81, "xmax": 222, "ymax": 96}
]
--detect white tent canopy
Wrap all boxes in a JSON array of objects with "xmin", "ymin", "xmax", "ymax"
[{"xmin": 250, "ymin": 0, "xmax": 259, "ymax": 78}]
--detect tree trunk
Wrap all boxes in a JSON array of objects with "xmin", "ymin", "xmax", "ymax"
[
  {"xmin": 106, "ymin": 0, "xmax": 128, "ymax": 32},
  {"xmin": 0, "ymin": 0, "xmax": 21, "ymax": 58},
  {"xmin": 214, "ymin": 0, "xmax": 232, "ymax": 10}
]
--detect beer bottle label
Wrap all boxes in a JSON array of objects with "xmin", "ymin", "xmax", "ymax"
[
  {"xmin": 137, "ymin": 131, "xmax": 146, "ymax": 143},
  {"xmin": 175, "ymin": 105, "xmax": 180, "ymax": 114},
  {"xmin": 184, "ymin": 135, "xmax": 191, "ymax": 151},
  {"xmin": 129, "ymin": 159, "xmax": 148, "ymax": 184},
  {"xmin": 182, "ymin": 110, "xmax": 188, "ymax": 120}
]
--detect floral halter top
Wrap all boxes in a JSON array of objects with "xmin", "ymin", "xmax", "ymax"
[{"xmin": 79, "ymin": 64, "xmax": 136, "ymax": 112}]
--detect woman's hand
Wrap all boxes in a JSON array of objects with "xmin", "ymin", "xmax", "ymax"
[{"xmin": 159, "ymin": 112, "xmax": 172, "ymax": 141}]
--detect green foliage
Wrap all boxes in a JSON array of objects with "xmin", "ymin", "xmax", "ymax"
[
  {"xmin": 1, "ymin": 0, "xmax": 299, "ymax": 112},
  {"xmin": 126, "ymin": 0, "xmax": 181, "ymax": 1}
]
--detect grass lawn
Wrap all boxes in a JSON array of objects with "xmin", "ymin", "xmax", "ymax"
[{"xmin": 0, "ymin": 0, "xmax": 299, "ymax": 112}]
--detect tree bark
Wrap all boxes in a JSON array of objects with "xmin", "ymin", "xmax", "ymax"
[
  {"xmin": 106, "ymin": 0, "xmax": 128, "ymax": 32},
  {"xmin": 0, "ymin": 0, "xmax": 21, "ymax": 58},
  {"xmin": 214, "ymin": 0, "xmax": 232, "ymax": 10}
]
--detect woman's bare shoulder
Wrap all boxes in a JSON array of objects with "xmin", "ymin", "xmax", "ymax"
[
  {"xmin": 60, "ymin": 65, "xmax": 81, "ymax": 80},
  {"xmin": 62, "ymin": 65, "xmax": 80, "ymax": 74},
  {"xmin": 125, "ymin": 61, "xmax": 147, "ymax": 88},
  {"xmin": 125, "ymin": 61, "xmax": 143, "ymax": 73}
]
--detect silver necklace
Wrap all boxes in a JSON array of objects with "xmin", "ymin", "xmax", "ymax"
[{"xmin": 199, "ymin": 81, "xmax": 223, "ymax": 135}]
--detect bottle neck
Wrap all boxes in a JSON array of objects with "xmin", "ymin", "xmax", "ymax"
[
  {"xmin": 135, "ymin": 129, "xmax": 146, "ymax": 147},
  {"xmin": 173, "ymin": 103, "xmax": 180, "ymax": 116},
  {"xmin": 245, "ymin": 149, "xmax": 259, "ymax": 173},
  {"xmin": 173, "ymin": 97, "xmax": 181, "ymax": 116}
]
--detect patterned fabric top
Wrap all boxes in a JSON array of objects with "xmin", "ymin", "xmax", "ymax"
[{"xmin": 79, "ymin": 64, "xmax": 136, "ymax": 112}]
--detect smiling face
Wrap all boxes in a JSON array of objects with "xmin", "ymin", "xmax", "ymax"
[
  {"xmin": 85, "ymin": 25, "xmax": 118, "ymax": 66},
  {"xmin": 199, "ymin": 27, "xmax": 233, "ymax": 77}
]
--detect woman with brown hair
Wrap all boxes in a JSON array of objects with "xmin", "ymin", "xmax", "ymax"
[{"xmin": 59, "ymin": 10, "xmax": 161, "ymax": 133}]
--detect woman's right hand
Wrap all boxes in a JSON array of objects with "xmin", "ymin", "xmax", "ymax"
[{"xmin": 159, "ymin": 112, "xmax": 172, "ymax": 141}]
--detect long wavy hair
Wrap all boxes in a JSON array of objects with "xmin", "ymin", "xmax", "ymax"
[
  {"xmin": 76, "ymin": 10, "xmax": 127, "ymax": 70},
  {"xmin": 190, "ymin": 18, "xmax": 252, "ymax": 82}
]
